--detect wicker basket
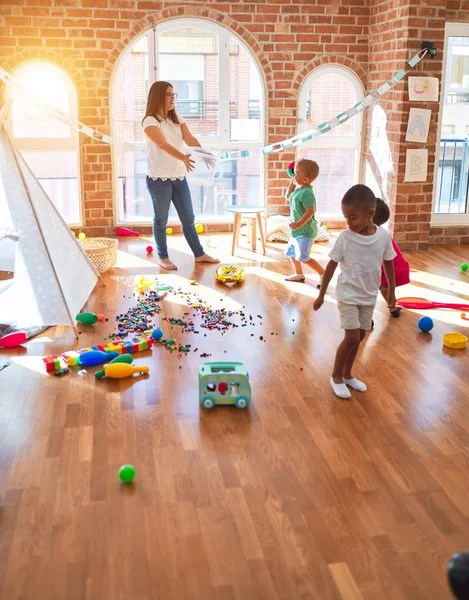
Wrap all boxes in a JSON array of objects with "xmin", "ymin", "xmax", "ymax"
[{"xmin": 79, "ymin": 237, "xmax": 118, "ymax": 273}]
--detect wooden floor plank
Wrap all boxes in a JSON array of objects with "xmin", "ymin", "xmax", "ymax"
[{"xmin": 1, "ymin": 234, "xmax": 468, "ymax": 599}]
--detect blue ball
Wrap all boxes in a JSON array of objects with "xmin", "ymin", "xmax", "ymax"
[
  {"xmin": 151, "ymin": 327, "xmax": 163, "ymax": 341},
  {"xmin": 418, "ymin": 316, "xmax": 434, "ymax": 332}
]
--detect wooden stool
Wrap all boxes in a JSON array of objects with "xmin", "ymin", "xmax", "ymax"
[{"xmin": 225, "ymin": 206, "xmax": 266, "ymax": 255}]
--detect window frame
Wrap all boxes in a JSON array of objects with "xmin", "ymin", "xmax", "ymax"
[
  {"xmin": 4, "ymin": 61, "xmax": 82, "ymax": 226},
  {"xmin": 432, "ymin": 22, "xmax": 469, "ymax": 225},
  {"xmin": 297, "ymin": 65, "xmax": 364, "ymax": 219},
  {"xmin": 111, "ymin": 18, "xmax": 266, "ymax": 225}
]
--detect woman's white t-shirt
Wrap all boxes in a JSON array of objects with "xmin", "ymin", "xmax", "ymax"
[
  {"xmin": 329, "ymin": 226, "xmax": 396, "ymax": 305},
  {"xmin": 142, "ymin": 115, "xmax": 187, "ymax": 180}
]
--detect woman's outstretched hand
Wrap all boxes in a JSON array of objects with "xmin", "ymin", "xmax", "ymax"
[
  {"xmin": 202, "ymin": 156, "xmax": 216, "ymax": 169},
  {"xmin": 183, "ymin": 154, "xmax": 196, "ymax": 172}
]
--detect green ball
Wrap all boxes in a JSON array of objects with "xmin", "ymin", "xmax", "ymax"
[
  {"xmin": 119, "ymin": 464, "xmax": 135, "ymax": 483},
  {"xmin": 461, "ymin": 262, "xmax": 469, "ymax": 272}
]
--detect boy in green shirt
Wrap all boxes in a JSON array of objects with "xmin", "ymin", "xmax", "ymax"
[{"xmin": 285, "ymin": 158, "xmax": 325, "ymax": 286}]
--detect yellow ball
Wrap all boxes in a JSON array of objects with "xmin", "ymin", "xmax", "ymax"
[
  {"xmin": 166, "ymin": 227, "xmax": 173, "ymax": 235},
  {"xmin": 71, "ymin": 230, "xmax": 76, "ymax": 237},
  {"xmin": 78, "ymin": 232, "xmax": 86, "ymax": 240},
  {"xmin": 195, "ymin": 223, "xmax": 204, "ymax": 234}
]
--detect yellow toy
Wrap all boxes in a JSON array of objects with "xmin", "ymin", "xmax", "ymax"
[
  {"xmin": 443, "ymin": 332, "xmax": 468, "ymax": 350},
  {"xmin": 166, "ymin": 227, "xmax": 173, "ymax": 235},
  {"xmin": 135, "ymin": 276, "xmax": 155, "ymax": 294},
  {"xmin": 195, "ymin": 223, "xmax": 204, "ymax": 234},
  {"xmin": 215, "ymin": 265, "xmax": 245, "ymax": 285},
  {"xmin": 78, "ymin": 232, "xmax": 86, "ymax": 240},
  {"xmin": 104, "ymin": 363, "xmax": 150, "ymax": 379}
]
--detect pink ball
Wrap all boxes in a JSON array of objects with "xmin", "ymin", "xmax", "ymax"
[{"xmin": 146, "ymin": 245, "xmax": 153, "ymax": 254}]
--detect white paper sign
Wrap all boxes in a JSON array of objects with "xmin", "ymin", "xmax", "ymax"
[
  {"xmin": 405, "ymin": 108, "xmax": 431, "ymax": 143},
  {"xmin": 408, "ymin": 77, "xmax": 439, "ymax": 102},
  {"xmin": 405, "ymin": 149, "xmax": 428, "ymax": 182}
]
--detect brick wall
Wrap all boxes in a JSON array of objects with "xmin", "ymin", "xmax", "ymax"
[
  {"xmin": 0, "ymin": 0, "xmax": 370, "ymax": 236},
  {"xmin": 0, "ymin": 0, "xmax": 468, "ymax": 247}
]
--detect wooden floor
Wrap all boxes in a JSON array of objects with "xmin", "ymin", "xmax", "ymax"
[{"xmin": 1, "ymin": 233, "xmax": 469, "ymax": 600}]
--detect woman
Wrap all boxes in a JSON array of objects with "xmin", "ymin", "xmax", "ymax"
[{"xmin": 142, "ymin": 81, "xmax": 218, "ymax": 270}]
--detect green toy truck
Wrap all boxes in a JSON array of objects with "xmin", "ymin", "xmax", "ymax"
[{"xmin": 199, "ymin": 362, "xmax": 251, "ymax": 409}]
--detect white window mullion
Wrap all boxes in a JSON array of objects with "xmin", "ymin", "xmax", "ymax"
[
  {"xmin": 149, "ymin": 26, "xmax": 157, "ymax": 85},
  {"xmin": 218, "ymin": 29, "xmax": 230, "ymax": 145}
]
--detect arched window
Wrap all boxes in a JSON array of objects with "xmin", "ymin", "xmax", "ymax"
[
  {"xmin": 112, "ymin": 19, "xmax": 265, "ymax": 223},
  {"xmin": 297, "ymin": 66, "xmax": 364, "ymax": 218},
  {"xmin": 5, "ymin": 62, "xmax": 81, "ymax": 224}
]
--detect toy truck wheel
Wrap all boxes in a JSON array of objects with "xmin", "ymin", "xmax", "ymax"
[
  {"xmin": 202, "ymin": 396, "xmax": 215, "ymax": 410},
  {"xmin": 235, "ymin": 396, "xmax": 248, "ymax": 409}
]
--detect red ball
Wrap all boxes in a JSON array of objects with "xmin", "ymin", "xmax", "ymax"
[{"xmin": 146, "ymin": 245, "xmax": 153, "ymax": 254}]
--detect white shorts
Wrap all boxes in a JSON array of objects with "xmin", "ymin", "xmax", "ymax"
[{"xmin": 338, "ymin": 302, "xmax": 375, "ymax": 330}]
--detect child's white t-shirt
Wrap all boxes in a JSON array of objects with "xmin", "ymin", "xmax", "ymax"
[
  {"xmin": 329, "ymin": 226, "xmax": 397, "ymax": 305},
  {"xmin": 142, "ymin": 115, "xmax": 187, "ymax": 180}
]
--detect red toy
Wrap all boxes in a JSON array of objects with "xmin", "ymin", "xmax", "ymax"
[
  {"xmin": 116, "ymin": 227, "xmax": 139, "ymax": 236},
  {"xmin": 287, "ymin": 161, "xmax": 295, "ymax": 177},
  {"xmin": 397, "ymin": 297, "xmax": 469, "ymax": 310},
  {"xmin": 146, "ymin": 245, "xmax": 153, "ymax": 254},
  {"xmin": 0, "ymin": 332, "xmax": 27, "ymax": 348}
]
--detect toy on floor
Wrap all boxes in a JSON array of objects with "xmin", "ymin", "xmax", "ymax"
[
  {"xmin": 119, "ymin": 464, "xmax": 136, "ymax": 483},
  {"xmin": 443, "ymin": 332, "xmax": 468, "ymax": 350},
  {"xmin": 135, "ymin": 276, "xmax": 171, "ymax": 294},
  {"xmin": 398, "ymin": 297, "xmax": 469, "ymax": 310},
  {"xmin": 95, "ymin": 354, "xmax": 133, "ymax": 379},
  {"xmin": 76, "ymin": 312, "xmax": 105, "ymax": 325},
  {"xmin": 116, "ymin": 227, "xmax": 139, "ymax": 236},
  {"xmin": 418, "ymin": 316, "xmax": 434, "ymax": 332},
  {"xmin": 135, "ymin": 276, "xmax": 155, "ymax": 294},
  {"xmin": 151, "ymin": 328, "xmax": 163, "ymax": 341},
  {"xmin": 195, "ymin": 224, "xmax": 204, "ymax": 233},
  {"xmin": 54, "ymin": 367, "xmax": 69, "ymax": 376},
  {"xmin": 0, "ymin": 359, "xmax": 11, "ymax": 372},
  {"xmin": 146, "ymin": 245, "xmax": 153, "ymax": 254},
  {"xmin": 79, "ymin": 350, "xmax": 119, "ymax": 367},
  {"xmin": 166, "ymin": 227, "xmax": 173, "ymax": 235},
  {"xmin": 199, "ymin": 362, "xmax": 251, "ymax": 409},
  {"xmin": 104, "ymin": 363, "xmax": 149, "ymax": 379},
  {"xmin": 43, "ymin": 336, "xmax": 153, "ymax": 372},
  {"xmin": 215, "ymin": 265, "xmax": 245, "ymax": 285},
  {"xmin": 0, "ymin": 331, "xmax": 27, "ymax": 348},
  {"xmin": 447, "ymin": 551, "xmax": 469, "ymax": 600},
  {"xmin": 461, "ymin": 263, "xmax": 469, "ymax": 272},
  {"xmin": 78, "ymin": 232, "xmax": 86, "ymax": 240}
]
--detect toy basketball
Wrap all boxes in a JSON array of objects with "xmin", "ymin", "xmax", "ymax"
[{"xmin": 287, "ymin": 161, "xmax": 295, "ymax": 177}]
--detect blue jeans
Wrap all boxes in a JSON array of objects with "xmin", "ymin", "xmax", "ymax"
[{"xmin": 146, "ymin": 177, "xmax": 204, "ymax": 260}]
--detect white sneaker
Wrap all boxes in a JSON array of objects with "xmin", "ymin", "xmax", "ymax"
[{"xmin": 285, "ymin": 274, "xmax": 305, "ymax": 282}]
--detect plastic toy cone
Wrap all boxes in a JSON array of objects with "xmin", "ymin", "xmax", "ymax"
[{"xmin": 104, "ymin": 363, "xmax": 149, "ymax": 379}]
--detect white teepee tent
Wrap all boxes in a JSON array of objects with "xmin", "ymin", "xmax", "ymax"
[{"xmin": 0, "ymin": 124, "xmax": 99, "ymax": 335}]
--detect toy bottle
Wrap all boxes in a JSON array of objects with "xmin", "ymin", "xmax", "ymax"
[
  {"xmin": 76, "ymin": 312, "xmax": 104, "ymax": 325},
  {"xmin": 104, "ymin": 363, "xmax": 149, "ymax": 379},
  {"xmin": 0, "ymin": 332, "xmax": 27, "ymax": 348},
  {"xmin": 78, "ymin": 350, "xmax": 119, "ymax": 367},
  {"xmin": 95, "ymin": 354, "xmax": 133, "ymax": 379}
]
